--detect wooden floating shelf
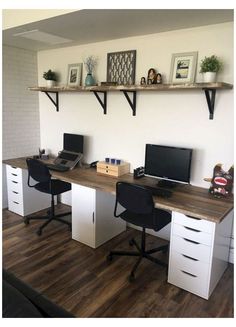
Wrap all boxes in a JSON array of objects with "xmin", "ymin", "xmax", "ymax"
[
  {"xmin": 28, "ymin": 82, "xmax": 233, "ymax": 92},
  {"xmin": 28, "ymin": 82, "xmax": 233, "ymax": 119}
]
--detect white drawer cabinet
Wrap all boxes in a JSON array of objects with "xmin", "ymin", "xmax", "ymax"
[
  {"xmin": 168, "ymin": 249, "xmax": 210, "ymax": 298},
  {"xmin": 6, "ymin": 166, "xmax": 23, "ymax": 182},
  {"xmin": 72, "ymin": 184, "xmax": 126, "ymax": 248},
  {"xmin": 168, "ymin": 210, "xmax": 233, "ymax": 299},
  {"xmin": 172, "ymin": 223, "xmax": 213, "ymax": 246},
  {"xmin": 6, "ymin": 165, "xmax": 51, "ymax": 216},
  {"xmin": 171, "ymin": 234, "xmax": 212, "ymax": 263},
  {"xmin": 172, "ymin": 212, "xmax": 214, "ymax": 233},
  {"xmin": 168, "ymin": 265, "xmax": 210, "ymax": 298}
]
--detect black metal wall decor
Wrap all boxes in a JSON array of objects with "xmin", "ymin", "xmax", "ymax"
[{"xmin": 107, "ymin": 50, "xmax": 136, "ymax": 85}]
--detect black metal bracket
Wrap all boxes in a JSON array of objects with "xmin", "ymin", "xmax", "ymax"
[
  {"xmin": 203, "ymin": 88, "xmax": 216, "ymax": 120},
  {"xmin": 43, "ymin": 91, "xmax": 59, "ymax": 112},
  {"xmin": 121, "ymin": 90, "xmax": 137, "ymax": 116},
  {"xmin": 92, "ymin": 91, "xmax": 107, "ymax": 114}
]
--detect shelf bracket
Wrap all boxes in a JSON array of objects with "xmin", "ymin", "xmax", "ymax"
[
  {"xmin": 121, "ymin": 90, "xmax": 137, "ymax": 116},
  {"xmin": 203, "ymin": 89, "xmax": 216, "ymax": 120},
  {"xmin": 43, "ymin": 91, "xmax": 59, "ymax": 112},
  {"xmin": 92, "ymin": 91, "xmax": 107, "ymax": 114}
]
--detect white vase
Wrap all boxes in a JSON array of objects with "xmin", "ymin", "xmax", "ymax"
[
  {"xmin": 46, "ymin": 80, "xmax": 55, "ymax": 87},
  {"xmin": 203, "ymin": 72, "xmax": 217, "ymax": 83}
]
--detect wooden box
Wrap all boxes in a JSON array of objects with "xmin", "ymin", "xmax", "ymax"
[{"xmin": 97, "ymin": 161, "xmax": 130, "ymax": 177}]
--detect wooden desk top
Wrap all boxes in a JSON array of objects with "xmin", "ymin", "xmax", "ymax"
[{"xmin": 3, "ymin": 157, "xmax": 234, "ymax": 224}]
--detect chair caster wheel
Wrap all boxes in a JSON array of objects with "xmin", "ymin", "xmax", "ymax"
[
  {"xmin": 129, "ymin": 239, "xmax": 134, "ymax": 246},
  {"xmin": 129, "ymin": 273, "xmax": 135, "ymax": 282},
  {"xmin": 107, "ymin": 254, "xmax": 113, "ymax": 262},
  {"xmin": 24, "ymin": 218, "xmax": 29, "ymax": 225},
  {"xmin": 36, "ymin": 229, "xmax": 42, "ymax": 236}
]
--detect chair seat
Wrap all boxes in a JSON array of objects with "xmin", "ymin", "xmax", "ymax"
[
  {"xmin": 35, "ymin": 179, "xmax": 71, "ymax": 195},
  {"xmin": 120, "ymin": 208, "xmax": 171, "ymax": 232}
]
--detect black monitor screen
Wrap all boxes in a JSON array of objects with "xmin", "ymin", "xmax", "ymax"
[
  {"xmin": 145, "ymin": 144, "xmax": 192, "ymax": 184},
  {"xmin": 64, "ymin": 133, "xmax": 84, "ymax": 153}
]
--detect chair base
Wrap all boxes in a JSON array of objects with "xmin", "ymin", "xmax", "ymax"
[
  {"xmin": 24, "ymin": 210, "xmax": 71, "ymax": 236},
  {"xmin": 107, "ymin": 232, "xmax": 168, "ymax": 281}
]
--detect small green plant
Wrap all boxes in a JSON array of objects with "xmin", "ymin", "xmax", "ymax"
[
  {"xmin": 200, "ymin": 55, "xmax": 222, "ymax": 73},
  {"xmin": 43, "ymin": 69, "xmax": 57, "ymax": 81}
]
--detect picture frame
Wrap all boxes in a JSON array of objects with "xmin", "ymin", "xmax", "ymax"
[
  {"xmin": 169, "ymin": 52, "xmax": 198, "ymax": 84},
  {"xmin": 67, "ymin": 63, "xmax": 82, "ymax": 86},
  {"xmin": 107, "ymin": 50, "xmax": 136, "ymax": 85}
]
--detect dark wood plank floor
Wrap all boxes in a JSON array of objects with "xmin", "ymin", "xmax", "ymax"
[{"xmin": 2, "ymin": 205, "xmax": 234, "ymax": 318}]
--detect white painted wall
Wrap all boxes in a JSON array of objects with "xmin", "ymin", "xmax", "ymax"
[
  {"xmin": 37, "ymin": 22, "xmax": 234, "ymax": 189},
  {"xmin": 2, "ymin": 45, "xmax": 40, "ymax": 208}
]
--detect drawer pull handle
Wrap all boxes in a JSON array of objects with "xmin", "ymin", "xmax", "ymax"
[
  {"xmin": 182, "ymin": 254, "xmax": 199, "ymax": 261},
  {"xmin": 184, "ymin": 226, "xmax": 201, "ymax": 232},
  {"xmin": 13, "ymin": 201, "xmax": 19, "ymax": 204},
  {"xmin": 12, "ymin": 191, "xmax": 19, "ymax": 194},
  {"xmin": 11, "ymin": 166, "xmax": 17, "ymax": 169},
  {"xmin": 186, "ymin": 215, "xmax": 201, "ymax": 221},
  {"xmin": 12, "ymin": 181, "xmax": 18, "ymax": 184},
  {"xmin": 183, "ymin": 237, "xmax": 200, "ymax": 245},
  {"xmin": 181, "ymin": 270, "xmax": 197, "ymax": 278},
  {"xmin": 11, "ymin": 173, "xmax": 18, "ymax": 176}
]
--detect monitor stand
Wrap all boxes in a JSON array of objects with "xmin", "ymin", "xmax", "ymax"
[{"xmin": 157, "ymin": 179, "xmax": 177, "ymax": 188}]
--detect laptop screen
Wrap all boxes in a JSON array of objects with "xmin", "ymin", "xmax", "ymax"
[{"xmin": 63, "ymin": 133, "xmax": 84, "ymax": 153}]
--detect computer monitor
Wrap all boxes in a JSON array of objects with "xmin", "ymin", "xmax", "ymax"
[
  {"xmin": 144, "ymin": 144, "xmax": 192, "ymax": 187},
  {"xmin": 63, "ymin": 133, "xmax": 84, "ymax": 153}
]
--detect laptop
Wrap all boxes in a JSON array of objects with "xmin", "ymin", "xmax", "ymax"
[{"xmin": 53, "ymin": 133, "xmax": 84, "ymax": 170}]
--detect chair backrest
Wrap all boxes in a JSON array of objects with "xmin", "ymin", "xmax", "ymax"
[
  {"xmin": 26, "ymin": 158, "xmax": 51, "ymax": 184},
  {"xmin": 115, "ymin": 182, "xmax": 154, "ymax": 215}
]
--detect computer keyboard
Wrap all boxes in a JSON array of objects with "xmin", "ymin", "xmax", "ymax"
[
  {"xmin": 144, "ymin": 186, "xmax": 172, "ymax": 198},
  {"xmin": 46, "ymin": 163, "xmax": 70, "ymax": 172},
  {"xmin": 58, "ymin": 152, "xmax": 78, "ymax": 161}
]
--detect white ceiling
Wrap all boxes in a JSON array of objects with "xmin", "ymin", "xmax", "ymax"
[{"xmin": 2, "ymin": 9, "xmax": 234, "ymax": 51}]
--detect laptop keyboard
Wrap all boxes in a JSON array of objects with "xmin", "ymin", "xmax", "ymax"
[
  {"xmin": 58, "ymin": 152, "xmax": 78, "ymax": 161},
  {"xmin": 46, "ymin": 163, "xmax": 70, "ymax": 172}
]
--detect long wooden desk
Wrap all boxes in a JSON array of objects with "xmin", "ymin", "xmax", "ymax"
[
  {"xmin": 3, "ymin": 156, "xmax": 234, "ymax": 300},
  {"xmin": 3, "ymin": 156, "xmax": 233, "ymax": 223}
]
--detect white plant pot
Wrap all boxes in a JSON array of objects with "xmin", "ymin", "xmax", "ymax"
[
  {"xmin": 46, "ymin": 80, "xmax": 55, "ymax": 87},
  {"xmin": 203, "ymin": 72, "xmax": 217, "ymax": 83}
]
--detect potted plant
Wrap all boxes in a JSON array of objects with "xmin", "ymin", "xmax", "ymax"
[
  {"xmin": 43, "ymin": 69, "xmax": 57, "ymax": 87},
  {"xmin": 199, "ymin": 55, "xmax": 222, "ymax": 83},
  {"xmin": 83, "ymin": 56, "xmax": 97, "ymax": 86}
]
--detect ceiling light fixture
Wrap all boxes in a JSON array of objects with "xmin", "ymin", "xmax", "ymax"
[
  {"xmin": 13, "ymin": 29, "xmax": 39, "ymax": 37},
  {"xmin": 13, "ymin": 29, "xmax": 72, "ymax": 45}
]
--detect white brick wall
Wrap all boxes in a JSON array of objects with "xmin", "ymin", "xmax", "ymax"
[
  {"xmin": 2, "ymin": 46, "xmax": 40, "ymax": 208},
  {"xmin": 2, "ymin": 46, "xmax": 40, "ymax": 159}
]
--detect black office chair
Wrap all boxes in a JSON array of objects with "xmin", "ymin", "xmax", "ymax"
[
  {"xmin": 107, "ymin": 182, "xmax": 171, "ymax": 281},
  {"xmin": 24, "ymin": 158, "xmax": 72, "ymax": 236}
]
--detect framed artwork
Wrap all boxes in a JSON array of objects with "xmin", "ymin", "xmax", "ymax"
[
  {"xmin": 107, "ymin": 50, "xmax": 136, "ymax": 85},
  {"xmin": 67, "ymin": 63, "xmax": 82, "ymax": 86},
  {"xmin": 169, "ymin": 52, "xmax": 198, "ymax": 84}
]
